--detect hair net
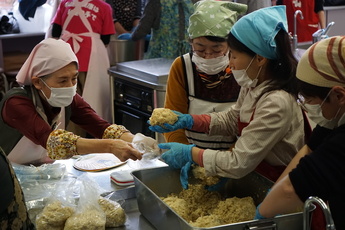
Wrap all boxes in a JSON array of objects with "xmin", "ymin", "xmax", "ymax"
[
  {"xmin": 297, "ymin": 36, "xmax": 345, "ymax": 88},
  {"xmin": 16, "ymin": 38, "xmax": 78, "ymax": 86},
  {"xmin": 188, "ymin": 0, "xmax": 247, "ymax": 39},
  {"xmin": 230, "ymin": 5, "xmax": 288, "ymax": 59}
]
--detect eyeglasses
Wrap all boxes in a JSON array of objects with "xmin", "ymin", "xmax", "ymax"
[
  {"xmin": 297, "ymin": 93, "xmax": 307, "ymax": 111},
  {"xmin": 193, "ymin": 49, "xmax": 226, "ymax": 58},
  {"xmin": 297, "ymin": 90, "xmax": 332, "ymax": 112}
]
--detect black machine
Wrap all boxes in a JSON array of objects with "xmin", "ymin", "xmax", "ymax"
[{"xmin": 108, "ymin": 58, "xmax": 174, "ymax": 142}]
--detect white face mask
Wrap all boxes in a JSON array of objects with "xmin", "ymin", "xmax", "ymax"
[
  {"xmin": 304, "ymin": 90, "xmax": 341, "ymax": 129},
  {"xmin": 40, "ymin": 79, "xmax": 77, "ymax": 107},
  {"xmin": 232, "ymin": 56, "xmax": 261, "ymax": 88},
  {"xmin": 192, "ymin": 51, "xmax": 229, "ymax": 75}
]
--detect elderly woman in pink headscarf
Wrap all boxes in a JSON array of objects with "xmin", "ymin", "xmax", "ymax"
[{"xmin": 0, "ymin": 38, "xmax": 158, "ymax": 165}]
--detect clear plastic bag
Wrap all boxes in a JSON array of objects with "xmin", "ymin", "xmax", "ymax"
[
  {"xmin": 64, "ymin": 175, "xmax": 107, "ymax": 230},
  {"xmin": 98, "ymin": 195, "xmax": 126, "ymax": 228},
  {"xmin": 131, "ymin": 133, "xmax": 161, "ymax": 160},
  {"xmin": 12, "ymin": 163, "xmax": 68, "ymax": 202},
  {"xmin": 33, "ymin": 178, "xmax": 78, "ymax": 230},
  {"xmin": 12, "ymin": 162, "xmax": 66, "ymax": 182}
]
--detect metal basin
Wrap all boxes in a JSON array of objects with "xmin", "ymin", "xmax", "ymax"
[{"xmin": 132, "ymin": 166, "xmax": 305, "ymax": 230}]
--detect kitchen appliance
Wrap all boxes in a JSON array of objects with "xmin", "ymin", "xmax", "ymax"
[
  {"xmin": 108, "ymin": 58, "xmax": 174, "ymax": 143},
  {"xmin": 132, "ymin": 167, "xmax": 306, "ymax": 230}
]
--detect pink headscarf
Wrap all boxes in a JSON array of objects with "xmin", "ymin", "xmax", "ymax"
[{"xmin": 16, "ymin": 38, "xmax": 78, "ymax": 86}]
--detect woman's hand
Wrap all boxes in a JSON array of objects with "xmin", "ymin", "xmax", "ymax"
[
  {"xmin": 109, "ymin": 139, "xmax": 143, "ymax": 161},
  {"xmin": 76, "ymin": 138, "xmax": 143, "ymax": 162}
]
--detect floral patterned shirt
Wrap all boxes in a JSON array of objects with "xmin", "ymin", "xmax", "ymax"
[{"xmin": 132, "ymin": 0, "xmax": 194, "ymax": 59}]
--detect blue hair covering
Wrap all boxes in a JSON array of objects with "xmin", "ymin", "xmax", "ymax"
[{"xmin": 230, "ymin": 5, "xmax": 288, "ymax": 60}]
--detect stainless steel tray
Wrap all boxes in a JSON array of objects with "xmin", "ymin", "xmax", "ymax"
[{"xmin": 132, "ymin": 166, "xmax": 304, "ymax": 230}]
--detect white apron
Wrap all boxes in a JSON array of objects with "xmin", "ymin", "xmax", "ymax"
[
  {"xmin": 8, "ymin": 95, "xmax": 66, "ymax": 165},
  {"xmin": 183, "ymin": 53, "xmax": 236, "ymax": 150},
  {"xmin": 61, "ymin": 0, "xmax": 111, "ymax": 122}
]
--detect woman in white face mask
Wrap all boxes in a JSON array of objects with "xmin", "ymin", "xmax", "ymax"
[
  {"xmin": 256, "ymin": 36, "xmax": 345, "ymax": 230},
  {"xmin": 149, "ymin": 6, "xmax": 308, "ymax": 189},
  {"xmin": 163, "ymin": 0, "xmax": 247, "ymax": 151},
  {"xmin": 0, "ymin": 38, "xmax": 159, "ymax": 165}
]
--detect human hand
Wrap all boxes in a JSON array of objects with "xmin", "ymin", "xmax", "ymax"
[
  {"xmin": 205, "ymin": 177, "xmax": 229, "ymax": 191},
  {"xmin": 148, "ymin": 111, "xmax": 194, "ymax": 133},
  {"xmin": 180, "ymin": 161, "xmax": 192, "ymax": 189},
  {"xmin": 132, "ymin": 133, "xmax": 160, "ymax": 157},
  {"xmin": 110, "ymin": 139, "xmax": 142, "ymax": 161},
  {"xmin": 117, "ymin": 33, "xmax": 132, "ymax": 40},
  {"xmin": 159, "ymin": 142, "xmax": 195, "ymax": 169}
]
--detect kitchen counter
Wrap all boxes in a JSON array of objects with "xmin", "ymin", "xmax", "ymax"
[
  {"xmin": 27, "ymin": 156, "xmax": 167, "ymax": 230},
  {"xmin": 0, "ymin": 32, "xmax": 45, "ymax": 71}
]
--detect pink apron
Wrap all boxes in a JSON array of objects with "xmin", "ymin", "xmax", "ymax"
[{"xmin": 61, "ymin": 0, "xmax": 111, "ymax": 122}]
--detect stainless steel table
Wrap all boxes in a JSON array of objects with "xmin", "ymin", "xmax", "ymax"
[{"xmin": 34, "ymin": 157, "xmax": 167, "ymax": 230}]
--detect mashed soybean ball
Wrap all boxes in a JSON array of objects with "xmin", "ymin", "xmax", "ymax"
[{"xmin": 149, "ymin": 108, "xmax": 178, "ymax": 127}]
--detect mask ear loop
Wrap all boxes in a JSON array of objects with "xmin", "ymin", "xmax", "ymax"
[
  {"xmin": 39, "ymin": 78, "xmax": 52, "ymax": 100},
  {"xmin": 245, "ymin": 56, "xmax": 256, "ymax": 72},
  {"xmin": 320, "ymin": 89, "xmax": 333, "ymax": 108},
  {"xmin": 327, "ymin": 88, "xmax": 343, "ymax": 122},
  {"xmin": 248, "ymin": 56, "xmax": 261, "ymax": 87}
]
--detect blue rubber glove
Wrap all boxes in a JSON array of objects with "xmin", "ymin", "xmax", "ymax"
[
  {"xmin": 205, "ymin": 177, "xmax": 229, "ymax": 191},
  {"xmin": 159, "ymin": 142, "xmax": 195, "ymax": 169},
  {"xmin": 254, "ymin": 204, "xmax": 266, "ymax": 220},
  {"xmin": 180, "ymin": 161, "xmax": 192, "ymax": 189},
  {"xmin": 160, "ymin": 142, "xmax": 195, "ymax": 189},
  {"xmin": 148, "ymin": 111, "xmax": 194, "ymax": 133},
  {"xmin": 117, "ymin": 33, "xmax": 132, "ymax": 40},
  {"xmin": 145, "ymin": 34, "xmax": 151, "ymax": 41}
]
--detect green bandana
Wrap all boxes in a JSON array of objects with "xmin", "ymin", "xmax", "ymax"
[{"xmin": 188, "ymin": 0, "xmax": 247, "ymax": 39}]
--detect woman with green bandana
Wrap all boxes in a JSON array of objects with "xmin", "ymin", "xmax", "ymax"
[{"xmin": 163, "ymin": 0, "xmax": 247, "ymax": 150}]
